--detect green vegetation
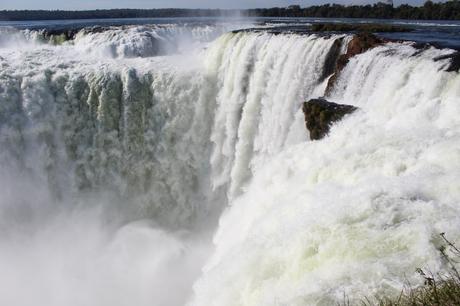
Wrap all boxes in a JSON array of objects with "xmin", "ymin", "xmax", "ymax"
[
  {"xmin": 370, "ymin": 277, "xmax": 460, "ymax": 305},
  {"xmin": 345, "ymin": 233, "xmax": 460, "ymax": 306},
  {"xmin": 1, "ymin": 1, "xmax": 460, "ymax": 21},
  {"xmin": 249, "ymin": 1, "xmax": 460, "ymax": 20}
]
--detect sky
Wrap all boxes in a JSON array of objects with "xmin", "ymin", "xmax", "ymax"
[{"xmin": 0, "ymin": 0, "xmax": 424, "ymax": 10}]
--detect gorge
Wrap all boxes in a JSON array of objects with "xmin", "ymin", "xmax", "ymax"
[{"xmin": 0, "ymin": 20, "xmax": 460, "ymax": 306}]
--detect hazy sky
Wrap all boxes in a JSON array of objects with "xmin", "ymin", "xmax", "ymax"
[{"xmin": 0, "ymin": 0, "xmax": 425, "ymax": 10}]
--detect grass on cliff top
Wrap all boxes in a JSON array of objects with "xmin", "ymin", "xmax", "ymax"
[
  {"xmin": 343, "ymin": 233, "xmax": 460, "ymax": 306},
  {"xmin": 310, "ymin": 23, "xmax": 413, "ymax": 33},
  {"xmin": 365, "ymin": 275, "xmax": 460, "ymax": 306}
]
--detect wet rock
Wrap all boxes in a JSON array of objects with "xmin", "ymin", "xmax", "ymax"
[
  {"xmin": 302, "ymin": 98, "xmax": 357, "ymax": 140},
  {"xmin": 434, "ymin": 52, "xmax": 460, "ymax": 72},
  {"xmin": 42, "ymin": 29, "xmax": 79, "ymax": 44},
  {"xmin": 325, "ymin": 32, "xmax": 385, "ymax": 94},
  {"xmin": 346, "ymin": 33, "xmax": 384, "ymax": 59},
  {"xmin": 319, "ymin": 38, "xmax": 344, "ymax": 83}
]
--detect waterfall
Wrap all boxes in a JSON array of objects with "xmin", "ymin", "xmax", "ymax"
[
  {"xmin": 190, "ymin": 39, "xmax": 460, "ymax": 306},
  {"xmin": 0, "ymin": 30, "xmax": 346, "ymax": 226},
  {"xmin": 208, "ymin": 32, "xmax": 346, "ymax": 200},
  {"xmin": 0, "ymin": 23, "xmax": 459, "ymax": 306}
]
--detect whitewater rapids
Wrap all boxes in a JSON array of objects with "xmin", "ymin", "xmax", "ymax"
[{"xmin": 0, "ymin": 23, "xmax": 460, "ymax": 306}]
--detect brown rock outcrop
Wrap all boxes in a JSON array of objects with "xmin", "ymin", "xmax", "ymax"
[
  {"xmin": 325, "ymin": 33, "xmax": 385, "ymax": 94},
  {"xmin": 302, "ymin": 98, "xmax": 357, "ymax": 140}
]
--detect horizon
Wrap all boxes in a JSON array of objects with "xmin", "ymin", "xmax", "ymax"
[{"xmin": 1, "ymin": 0, "xmax": 430, "ymax": 11}]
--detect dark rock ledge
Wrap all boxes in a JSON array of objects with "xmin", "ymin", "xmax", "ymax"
[
  {"xmin": 302, "ymin": 98, "xmax": 357, "ymax": 140},
  {"xmin": 434, "ymin": 52, "xmax": 460, "ymax": 73}
]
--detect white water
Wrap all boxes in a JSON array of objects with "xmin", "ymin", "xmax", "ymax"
[
  {"xmin": 0, "ymin": 23, "xmax": 459, "ymax": 306},
  {"xmin": 72, "ymin": 24, "xmax": 242, "ymax": 58},
  {"xmin": 0, "ymin": 24, "xmax": 225, "ymax": 306},
  {"xmin": 191, "ymin": 42, "xmax": 460, "ymax": 305},
  {"xmin": 0, "ymin": 23, "xmax": 247, "ymax": 57},
  {"xmin": 208, "ymin": 32, "xmax": 344, "ymax": 199}
]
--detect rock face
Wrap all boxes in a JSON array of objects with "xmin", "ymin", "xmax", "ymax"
[
  {"xmin": 42, "ymin": 29, "xmax": 79, "ymax": 43},
  {"xmin": 434, "ymin": 52, "xmax": 460, "ymax": 72},
  {"xmin": 326, "ymin": 33, "xmax": 384, "ymax": 94},
  {"xmin": 345, "ymin": 33, "xmax": 384, "ymax": 62},
  {"xmin": 302, "ymin": 98, "xmax": 357, "ymax": 140},
  {"xmin": 318, "ymin": 38, "xmax": 344, "ymax": 83}
]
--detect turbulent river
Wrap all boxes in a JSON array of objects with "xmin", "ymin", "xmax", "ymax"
[{"xmin": 1, "ymin": 19, "xmax": 460, "ymax": 306}]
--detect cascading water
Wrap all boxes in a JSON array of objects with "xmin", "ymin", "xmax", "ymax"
[
  {"xmin": 208, "ymin": 32, "xmax": 346, "ymax": 200},
  {"xmin": 0, "ymin": 21, "xmax": 459, "ymax": 306},
  {"xmin": 0, "ymin": 23, "xmax": 232, "ymax": 306},
  {"xmin": 191, "ymin": 40, "xmax": 460, "ymax": 306}
]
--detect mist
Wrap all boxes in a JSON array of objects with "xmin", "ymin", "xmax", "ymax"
[
  {"xmin": 0, "ymin": 164, "xmax": 212, "ymax": 306},
  {"xmin": 0, "ymin": 23, "xmax": 229, "ymax": 306}
]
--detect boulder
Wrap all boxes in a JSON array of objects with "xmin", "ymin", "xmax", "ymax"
[{"xmin": 302, "ymin": 98, "xmax": 357, "ymax": 140}]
